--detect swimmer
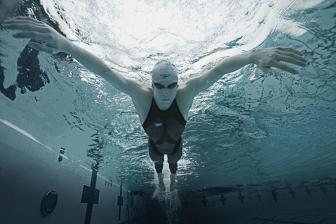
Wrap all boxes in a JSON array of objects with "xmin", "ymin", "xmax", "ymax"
[{"xmin": 1, "ymin": 16, "xmax": 306, "ymax": 191}]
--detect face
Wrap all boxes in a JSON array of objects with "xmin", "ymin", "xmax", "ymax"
[{"xmin": 152, "ymin": 73, "xmax": 178, "ymax": 110}]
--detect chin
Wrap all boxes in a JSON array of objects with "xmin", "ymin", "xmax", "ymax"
[
  {"xmin": 163, "ymin": 101, "xmax": 172, "ymax": 105},
  {"xmin": 159, "ymin": 104, "xmax": 170, "ymax": 110}
]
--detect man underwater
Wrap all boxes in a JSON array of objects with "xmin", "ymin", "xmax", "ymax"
[{"xmin": 2, "ymin": 16, "xmax": 306, "ymax": 191}]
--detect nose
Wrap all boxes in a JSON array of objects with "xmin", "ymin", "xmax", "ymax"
[
  {"xmin": 163, "ymin": 88, "xmax": 170, "ymax": 93},
  {"xmin": 163, "ymin": 89, "xmax": 173, "ymax": 97},
  {"xmin": 159, "ymin": 88, "xmax": 168, "ymax": 94}
]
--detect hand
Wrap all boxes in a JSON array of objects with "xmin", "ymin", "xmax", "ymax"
[
  {"xmin": 250, "ymin": 47, "xmax": 306, "ymax": 74},
  {"xmin": 2, "ymin": 16, "xmax": 71, "ymax": 54}
]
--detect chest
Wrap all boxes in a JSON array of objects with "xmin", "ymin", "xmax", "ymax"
[
  {"xmin": 142, "ymin": 96, "xmax": 187, "ymax": 145},
  {"xmin": 135, "ymin": 88, "xmax": 190, "ymax": 125}
]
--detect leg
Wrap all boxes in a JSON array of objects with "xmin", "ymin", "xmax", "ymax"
[
  {"xmin": 148, "ymin": 139, "xmax": 164, "ymax": 173},
  {"xmin": 167, "ymin": 139, "xmax": 183, "ymax": 191},
  {"xmin": 167, "ymin": 138, "xmax": 183, "ymax": 174},
  {"xmin": 148, "ymin": 139, "xmax": 165, "ymax": 191}
]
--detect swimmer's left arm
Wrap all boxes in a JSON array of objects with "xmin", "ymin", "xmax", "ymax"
[{"xmin": 184, "ymin": 47, "xmax": 306, "ymax": 97}]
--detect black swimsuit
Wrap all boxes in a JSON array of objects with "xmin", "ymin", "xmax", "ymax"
[{"xmin": 142, "ymin": 98, "xmax": 187, "ymax": 155}]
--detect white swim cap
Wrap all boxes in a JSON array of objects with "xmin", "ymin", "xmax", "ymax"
[{"xmin": 151, "ymin": 60, "xmax": 178, "ymax": 80}]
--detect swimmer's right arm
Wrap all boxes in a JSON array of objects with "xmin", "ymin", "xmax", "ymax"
[{"xmin": 1, "ymin": 16, "xmax": 141, "ymax": 97}]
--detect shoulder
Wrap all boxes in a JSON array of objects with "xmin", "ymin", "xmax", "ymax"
[
  {"xmin": 176, "ymin": 83, "xmax": 195, "ymax": 121},
  {"xmin": 176, "ymin": 81, "xmax": 195, "ymax": 106},
  {"xmin": 131, "ymin": 86, "xmax": 153, "ymax": 124}
]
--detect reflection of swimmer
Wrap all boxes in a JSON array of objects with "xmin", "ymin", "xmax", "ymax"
[{"xmin": 2, "ymin": 16, "xmax": 307, "ymax": 190}]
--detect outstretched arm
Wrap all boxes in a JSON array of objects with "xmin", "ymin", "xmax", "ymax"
[
  {"xmin": 184, "ymin": 47, "xmax": 306, "ymax": 97},
  {"xmin": 1, "ymin": 16, "xmax": 142, "ymax": 98}
]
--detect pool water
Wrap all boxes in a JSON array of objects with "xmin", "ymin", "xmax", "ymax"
[{"xmin": 0, "ymin": 0, "xmax": 335, "ymax": 223}]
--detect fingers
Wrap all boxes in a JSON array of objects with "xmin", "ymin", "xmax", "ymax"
[
  {"xmin": 277, "ymin": 50, "xmax": 306, "ymax": 64},
  {"xmin": 2, "ymin": 23, "xmax": 48, "ymax": 32},
  {"xmin": 271, "ymin": 61, "xmax": 298, "ymax": 74},
  {"xmin": 254, "ymin": 47, "xmax": 307, "ymax": 75},
  {"xmin": 3, "ymin": 17, "xmax": 55, "ymax": 44},
  {"xmin": 3, "ymin": 16, "xmax": 44, "ymax": 25},
  {"xmin": 276, "ymin": 47, "xmax": 303, "ymax": 56},
  {"xmin": 9, "ymin": 16, "xmax": 38, "ymax": 21},
  {"xmin": 275, "ymin": 54, "xmax": 306, "ymax": 67},
  {"xmin": 2, "ymin": 17, "xmax": 47, "ymax": 31},
  {"xmin": 28, "ymin": 42, "xmax": 56, "ymax": 54},
  {"xmin": 273, "ymin": 47, "xmax": 307, "ymax": 69},
  {"xmin": 3, "ymin": 19, "xmax": 46, "ymax": 27},
  {"xmin": 13, "ymin": 31, "xmax": 52, "ymax": 42}
]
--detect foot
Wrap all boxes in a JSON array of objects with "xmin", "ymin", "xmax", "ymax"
[
  {"xmin": 158, "ymin": 173, "xmax": 165, "ymax": 191},
  {"xmin": 170, "ymin": 174, "xmax": 176, "ymax": 192}
]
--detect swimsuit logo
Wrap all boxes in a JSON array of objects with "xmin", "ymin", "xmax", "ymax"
[{"xmin": 154, "ymin": 122, "xmax": 163, "ymax": 127}]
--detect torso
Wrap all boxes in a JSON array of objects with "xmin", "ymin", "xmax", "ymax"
[
  {"xmin": 131, "ymin": 86, "xmax": 194, "ymax": 152},
  {"xmin": 132, "ymin": 86, "xmax": 192, "ymax": 126}
]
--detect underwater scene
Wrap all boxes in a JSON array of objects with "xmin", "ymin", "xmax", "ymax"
[{"xmin": 0, "ymin": 0, "xmax": 335, "ymax": 223}]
